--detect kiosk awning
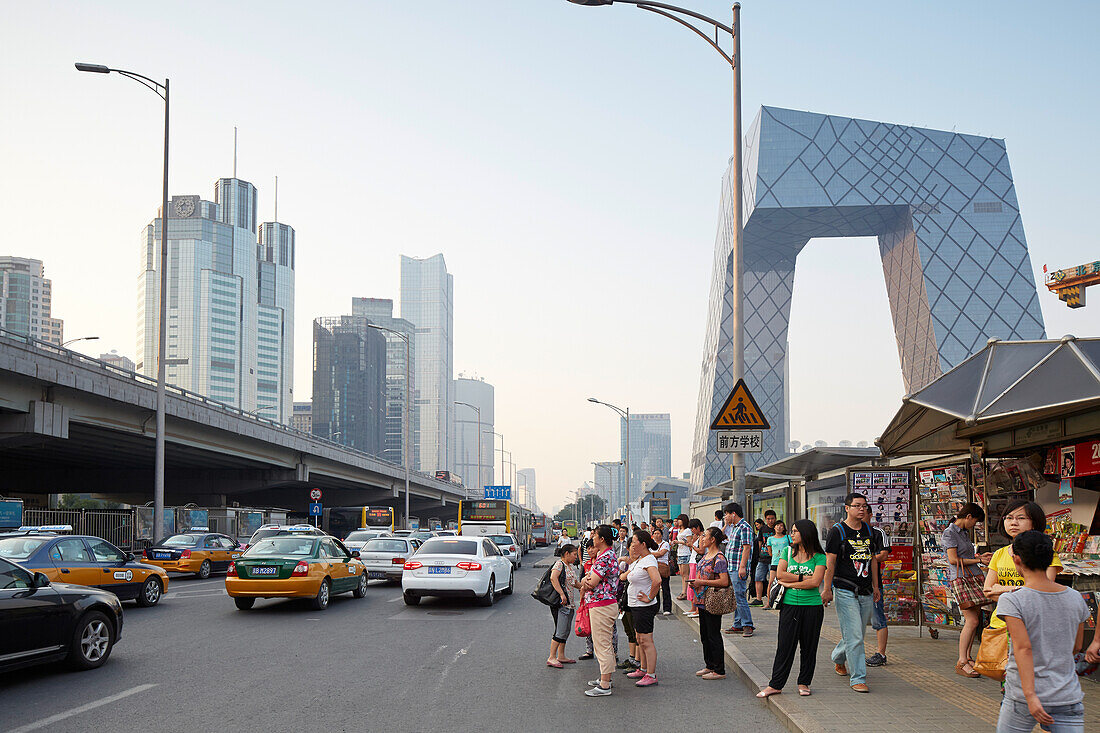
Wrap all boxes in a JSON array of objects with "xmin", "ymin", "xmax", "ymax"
[{"xmin": 878, "ymin": 337, "xmax": 1100, "ymax": 455}]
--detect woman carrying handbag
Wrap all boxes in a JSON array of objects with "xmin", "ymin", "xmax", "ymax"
[
  {"xmin": 687, "ymin": 526, "xmax": 731, "ymax": 680},
  {"xmin": 942, "ymin": 503, "xmax": 993, "ymax": 678},
  {"xmin": 758, "ymin": 519, "xmax": 827, "ymax": 698}
]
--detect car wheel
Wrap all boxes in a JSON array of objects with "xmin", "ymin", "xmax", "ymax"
[
  {"xmin": 503, "ymin": 569, "xmax": 514, "ymax": 595},
  {"xmin": 403, "ymin": 592, "xmax": 420, "ymax": 606},
  {"xmin": 353, "ymin": 573, "xmax": 367, "ymax": 598},
  {"xmin": 136, "ymin": 576, "xmax": 162, "ymax": 607},
  {"xmin": 67, "ymin": 611, "xmax": 114, "ymax": 670},
  {"xmin": 312, "ymin": 579, "xmax": 330, "ymax": 610},
  {"xmin": 197, "ymin": 560, "xmax": 212, "ymax": 579},
  {"xmin": 234, "ymin": 597, "xmax": 255, "ymax": 611},
  {"xmin": 480, "ymin": 577, "xmax": 495, "ymax": 607}
]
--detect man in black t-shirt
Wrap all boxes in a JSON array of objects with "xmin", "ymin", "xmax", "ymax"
[{"xmin": 821, "ymin": 493, "xmax": 881, "ymax": 693}]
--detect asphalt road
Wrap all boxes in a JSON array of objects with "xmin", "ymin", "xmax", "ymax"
[{"xmin": 0, "ymin": 548, "xmax": 784, "ymax": 732}]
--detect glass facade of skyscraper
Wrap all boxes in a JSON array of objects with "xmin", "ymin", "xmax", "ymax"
[
  {"xmin": 0, "ymin": 257, "xmax": 62, "ymax": 345},
  {"xmin": 454, "ymin": 376, "xmax": 495, "ymax": 494},
  {"xmin": 312, "ymin": 315, "xmax": 386, "ymax": 457},
  {"xmin": 621, "ymin": 413, "xmax": 672, "ymax": 495}
]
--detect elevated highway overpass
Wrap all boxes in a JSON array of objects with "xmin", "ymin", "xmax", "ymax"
[{"xmin": 0, "ymin": 329, "xmax": 465, "ymax": 522}]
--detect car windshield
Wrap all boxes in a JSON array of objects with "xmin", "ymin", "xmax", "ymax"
[
  {"xmin": 410, "ymin": 531, "xmax": 434, "ymax": 540},
  {"xmin": 345, "ymin": 531, "xmax": 384, "ymax": 542},
  {"xmin": 0, "ymin": 537, "xmax": 49, "ymax": 560},
  {"xmin": 243, "ymin": 537, "xmax": 316, "ymax": 557},
  {"xmin": 488, "ymin": 535, "xmax": 514, "ymax": 546},
  {"xmin": 162, "ymin": 534, "xmax": 200, "ymax": 547},
  {"xmin": 363, "ymin": 539, "xmax": 408, "ymax": 553},
  {"xmin": 417, "ymin": 539, "xmax": 478, "ymax": 556}
]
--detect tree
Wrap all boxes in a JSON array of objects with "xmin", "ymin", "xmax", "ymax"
[
  {"xmin": 57, "ymin": 494, "xmax": 121, "ymax": 510},
  {"xmin": 553, "ymin": 494, "xmax": 606, "ymax": 525}
]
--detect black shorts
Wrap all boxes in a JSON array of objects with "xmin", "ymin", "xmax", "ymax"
[{"xmin": 630, "ymin": 603, "xmax": 658, "ymax": 634}]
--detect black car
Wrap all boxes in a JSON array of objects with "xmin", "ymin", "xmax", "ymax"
[{"xmin": 0, "ymin": 556, "xmax": 124, "ymax": 673}]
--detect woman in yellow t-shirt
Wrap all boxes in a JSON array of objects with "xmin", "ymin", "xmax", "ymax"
[{"xmin": 983, "ymin": 500, "xmax": 1062, "ymax": 630}]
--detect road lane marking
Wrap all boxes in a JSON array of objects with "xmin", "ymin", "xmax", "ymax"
[{"xmin": 8, "ymin": 684, "xmax": 158, "ymax": 733}]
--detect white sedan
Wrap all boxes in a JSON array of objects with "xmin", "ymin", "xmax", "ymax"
[
  {"xmin": 486, "ymin": 533, "xmax": 522, "ymax": 569},
  {"xmin": 401, "ymin": 536, "xmax": 513, "ymax": 607}
]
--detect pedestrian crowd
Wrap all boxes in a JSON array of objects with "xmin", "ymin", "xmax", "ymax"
[{"xmin": 539, "ymin": 498, "xmax": 1099, "ymax": 732}]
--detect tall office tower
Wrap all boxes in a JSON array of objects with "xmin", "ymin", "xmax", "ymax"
[
  {"xmin": 351, "ymin": 298, "xmax": 419, "ymax": 469},
  {"xmin": 517, "ymin": 468, "xmax": 536, "ymax": 511},
  {"xmin": 454, "ymin": 376, "xmax": 495, "ymax": 495},
  {"xmin": 593, "ymin": 461, "xmax": 623, "ymax": 513},
  {"xmin": 312, "ymin": 316, "xmax": 386, "ymax": 456},
  {"xmin": 291, "ymin": 401, "xmax": 312, "ymax": 433},
  {"xmin": 621, "ymin": 413, "xmax": 672, "ymax": 496},
  {"xmin": 136, "ymin": 178, "xmax": 296, "ymax": 422},
  {"xmin": 399, "ymin": 254, "xmax": 454, "ymax": 474},
  {"xmin": 99, "ymin": 351, "xmax": 136, "ymax": 371},
  {"xmin": 0, "ymin": 257, "xmax": 63, "ymax": 345}
]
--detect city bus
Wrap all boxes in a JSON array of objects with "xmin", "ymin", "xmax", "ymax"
[
  {"xmin": 323, "ymin": 506, "xmax": 395, "ymax": 540},
  {"xmin": 562, "ymin": 519, "xmax": 577, "ymax": 539},
  {"xmin": 532, "ymin": 514, "xmax": 553, "ymax": 547},
  {"xmin": 458, "ymin": 500, "xmax": 532, "ymax": 552}
]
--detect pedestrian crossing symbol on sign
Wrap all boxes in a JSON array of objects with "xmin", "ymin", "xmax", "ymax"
[{"xmin": 710, "ymin": 379, "xmax": 770, "ymax": 430}]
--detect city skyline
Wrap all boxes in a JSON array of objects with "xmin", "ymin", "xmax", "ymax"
[{"xmin": 3, "ymin": 1, "xmax": 1097, "ymax": 514}]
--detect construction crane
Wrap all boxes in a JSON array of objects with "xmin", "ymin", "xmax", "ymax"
[{"xmin": 1045, "ymin": 260, "xmax": 1100, "ymax": 308}]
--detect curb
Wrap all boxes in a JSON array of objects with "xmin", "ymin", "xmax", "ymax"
[{"xmin": 671, "ymin": 597, "xmax": 822, "ymax": 733}]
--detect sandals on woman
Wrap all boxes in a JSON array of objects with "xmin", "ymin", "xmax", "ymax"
[
  {"xmin": 756, "ymin": 687, "xmax": 782, "ymax": 698},
  {"xmin": 798, "ymin": 686, "xmax": 812, "ymax": 696},
  {"xmin": 955, "ymin": 661, "xmax": 980, "ymax": 678},
  {"xmin": 547, "ymin": 660, "xmax": 563, "ymax": 669}
]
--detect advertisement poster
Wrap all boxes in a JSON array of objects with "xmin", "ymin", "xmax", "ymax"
[
  {"xmin": 1062, "ymin": 446, "xmax": 1077, "ymax": 478},
  {"xmin": 1074, "ymin": 440, "xmax": 1100, "ymax": 478},
  {"xmin": 1059, "ymin": 479, "xmax": 1074, "ymax": 505}
]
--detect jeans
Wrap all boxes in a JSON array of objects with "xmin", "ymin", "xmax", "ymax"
[
  {"xmin": 733, "ymin": 572, "xmax": 753, "ymax": 629},
  {"xmin": 871, "ymin": 594, "xmax": 887, "ymax": 631},
  {"xmin": 551, "ymin": 604, "xmax": 574, "ymax": 644},
  {"xmin": 996, "ymin": 699, "xmax": 1084, "ymax": 733},
  {"xmin": 830, "ymin": 587, "xmax": 874, "ymax": 685},
  {"xmin": 698, "ymin": 608, "xmax": 725, "ymax": 674},
  {"xmin": 769, "ymin": 603, "xmax": 824, "ymax": 689}
]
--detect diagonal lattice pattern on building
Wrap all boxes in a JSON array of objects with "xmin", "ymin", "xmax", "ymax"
[{"xmin": 690, "ymin": 107, "xmax": 1046, "ymax": 496}]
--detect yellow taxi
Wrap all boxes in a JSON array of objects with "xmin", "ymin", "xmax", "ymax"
[
  {"xmin": 0, "ymin": 527, "xmax": 169, "ymax": 606},
  {"xmin": 141, "ymin": 528, "xmax": 242, "ymax": 578},
  {"xmin": 226, "ymin": 533, "xmax": 366, "ymax": 611}
]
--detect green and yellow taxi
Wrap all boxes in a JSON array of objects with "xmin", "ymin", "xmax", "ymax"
[
  {"xmin": 141, "ymin": 528, "xmax": 242, "ymax": 578},
  {"xmin": 0, "ymin": 527, "xmax": 169, "ymax": 606},
  {"xmin": 226, "ymin": 534, "xmax": 366, "ymax": 611}
]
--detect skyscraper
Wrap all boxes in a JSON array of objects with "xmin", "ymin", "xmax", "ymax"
[
  {"xmin": 593, "ymin": 461, "xmax": 623, "ymax": 514},
  {"xmin": 400, "ymin": 254, "xmax": 453, "ymax": 474},
  {"xmin": 312, "ymin": 315, "xmax": 386, "ymax": 457},
  {"xmin": 517, "ymin": 468, "xmax": 536, "ymax": 511},
  {"xmin": 622, "ymin": 413, "xmax": 672, "ymax": 494},
  {"xmin": 136, "ymin": 178, "xmax": 295, "ymax": 422},
  {"xmin": 454, "ymin": 376, "xmax": 494, "ymax": 494},
  {"xmin": 0, "ymin": 257, "xmax": 63, "ymax": 345},
  {"xmin": 351, "ymin": 297, "xmax": 418, "ymax": 469}
]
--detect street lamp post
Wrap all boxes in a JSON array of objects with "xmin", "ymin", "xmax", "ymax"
[
  {"xmin": 588, "ymin": 397, "xmax": 630, "ymax": 523},
  {"xmin": 368, "ymin": 324, "xmax": 412, "ymax": 529},
  {"xmin": 61, "ymin": 336, "xmax": 100, "ymax": 349},
  {"xmin": 77, "ymin": 62, "xmax": 170, "ymax": 542},
  {"xmin": 483, "ymin": 430, "xmax": 506, "ymax": 497},
  {"xmin": 568, "ymin": 2, "xmax": 746, "ymax": 501},
  {"xmin": 454, "ymin": 401, "xmax": 482, "ymax": 496},
  {"xmin": 245, "ymin": 405, "xmax": 277, "ymax": 418},
  {"xmin": 592, "ymin": 461, "xmax": 621, "ymax": 522}
]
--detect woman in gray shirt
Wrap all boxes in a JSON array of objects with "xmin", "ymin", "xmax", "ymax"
[
  {"xmin": 994, "ymin": 531, "xmax": 1090, "ymax": 733},
  {"xmin": 941, "ymin": 502, "xmax": 993, "ymax": 678}
]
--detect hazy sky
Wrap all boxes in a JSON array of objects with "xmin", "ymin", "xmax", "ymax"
[{"xmin": 2, "ymin": 1, "xmax": 1097, "ymax": 515}]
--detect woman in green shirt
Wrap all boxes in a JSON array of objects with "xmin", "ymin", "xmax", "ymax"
[
  {"xmin": 763, "ymin": 520, "xmax": 791, "ymax": 610},
  {"xmin": 757, "ymin": 519, "xmax": 827, "ymax": 698}
]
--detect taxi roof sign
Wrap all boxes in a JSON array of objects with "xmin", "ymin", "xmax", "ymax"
[
  {"xmin": 710, "ymin": 379, "xmax": 770, "ymax": 430},
  {"xmin": 188, "ymin": 526, "xmax": 210, "ymax": 532},
  {"xmin": 17, "ymin": 524, "xmax": 74, "ymax": 532}
]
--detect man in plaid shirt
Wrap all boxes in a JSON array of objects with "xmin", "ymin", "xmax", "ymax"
[{"xmin": 722, "ymin": 502, "xmax": 755, "ymax": 637}]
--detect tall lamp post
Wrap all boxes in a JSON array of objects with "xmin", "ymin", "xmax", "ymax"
[
  {"xmin": 568, "ymin": 1, "xmax": 746, "ymax": 501},
  {"xmin": 369, "ymin": 324, "xmax": 412, "ymax": 529},
  {"xmin": 592, "ymin": 461, "xmax": 621, "ymax": 522},
  {"xmin": 588, "ymin": 397, "xmax": 631, "ymax": 522},
  {"xmin": 454, "ymin": 400, "xmax": 482, "ymax": 496},
  {"xmin": 76, "ymin": 61, "xmax": 170, "ymax": 542},
  {"xmin": 484, "ymin": 430, "xmax": 507, "ymax": 497}
]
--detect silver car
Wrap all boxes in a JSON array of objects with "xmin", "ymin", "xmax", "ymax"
[
  {"xmin": 342, "ymin": 530, "xmax": 392, "ymax": 553},
  {"xmin": 358, "ymin": 537, "xmax": 420, "ymax": 583},
  {"xmin": 486, "ymin": 534, "xmax": 522, "ymax": 569}
]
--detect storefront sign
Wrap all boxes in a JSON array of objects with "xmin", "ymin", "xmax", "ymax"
[{"xmin": 1014, "ymin": 420, "xmax": 1062, "ymax": 446}]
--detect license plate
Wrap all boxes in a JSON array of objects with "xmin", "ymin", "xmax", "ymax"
[
  {"xmin": 153, "ymin": 552, "xmax": 170, "ymax": 560},
  {"xmin": 428, "ymin": 567, "xmax": 451, "ymax": 575},
  {"xmin": 368, "ymin": 571, "xmax": 387, "ymax": 579},
  {"xmin": 251, "ymin": 566, "xmax": 278, "ymax": 576}
]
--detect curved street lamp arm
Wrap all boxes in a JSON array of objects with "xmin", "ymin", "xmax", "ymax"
[
  {"xmin": 631, "ymin": 1, "xmax": 734, "ymax": 36},
  {"xmin": 636, "ymin": 5, "xmax": 733, "ymax": 67},
  {"xmin": 111, "ymin": 68, "xmax": 168, "ymax": 100}
]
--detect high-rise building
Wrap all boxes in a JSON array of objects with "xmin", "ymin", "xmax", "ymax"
[
  {"xmin": 400, "ymin": 254, "xmax": 453, "ymax": 474},
  {"xmin": 454, "ymin": 375, "xmax": 494, "ymax": 495},
  {"xmin": 136, "ymin": 178, "xmax": 295, "ymax": 422},
  {"xmin": 0, "ymin": 257, "xmax": 62, "ymax": 345},
  {"xmin": 291, "ymin": 401, "xmax": 312, "ymax": 434},
  {"xmin": 517, "ymin": 468, "xmax": 536, "ymax": 511},
  {"xmin": 351, "ymin": 298, "xmax": 418, "ymax": 470},
  {"xmin": 99, "ymin": 350, "xmax": 136, "ymax": 372},
  {"xmin": 621, "ymin": 413, "xmax": 672, "ymax": 495},
  {"xmin": 593, "ymin": 461, "xmax": 623, "ymax": 514},
  {"xmin": 312, "ymin": 316, "xmax": 386, "ymax": 456}
]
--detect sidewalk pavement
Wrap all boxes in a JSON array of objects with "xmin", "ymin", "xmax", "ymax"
[{"xmin": 669, "ymin": 578, "xmax": 1099, "ymax": 733}]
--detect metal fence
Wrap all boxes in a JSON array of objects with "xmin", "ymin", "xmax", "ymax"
[{"xmin": 21, "ymin": 508, "xmax": 137, "ymax": 550}]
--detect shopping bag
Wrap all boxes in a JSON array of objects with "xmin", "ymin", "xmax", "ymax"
[
  {"xmin": 574, "ymin": 601, "xmax": 592, "ymax": 638},
  {"xmin": 973, "ymin": 625, "xmax": 1008, "ymax": 682}
]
